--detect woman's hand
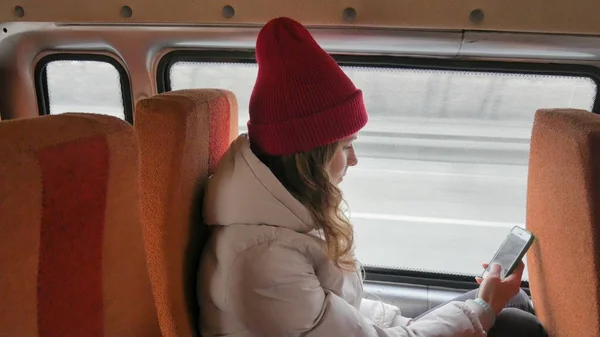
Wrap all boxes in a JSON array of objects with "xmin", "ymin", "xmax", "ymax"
[{"xmin": 474, "ymin": 262, "xmax": 524, "ymax": 315}]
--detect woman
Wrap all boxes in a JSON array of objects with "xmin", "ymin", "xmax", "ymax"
[{"xmin": 198, "ymin": 16, "xmax": 548, "ymax": 337}]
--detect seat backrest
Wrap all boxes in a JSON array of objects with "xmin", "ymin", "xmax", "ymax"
[
  {"xmin": 134, "ymin": 89, "xmax": 238, "ymax": 337},
  {"xmin": 0, "ymin": 113, "xmax": 161, "ymax": 337},
  {"xmin": 526, "ymin": 108, "xmax": 600, "ymax": 337}
]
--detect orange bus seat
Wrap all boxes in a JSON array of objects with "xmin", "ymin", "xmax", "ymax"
[
  {"xmin": 134, "ymin": 89, "xmax": 238, "ymax": 337},
  {"xmin": 0, "ymin": 113, "xmax": 161, "ymax": 337},
  {"xmin": 527, "ymin": 108, "xmax": 600, "ymax": 337}
]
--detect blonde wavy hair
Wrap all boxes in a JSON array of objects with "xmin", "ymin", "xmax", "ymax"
[{"xmin": 254, "ymin": 141, "xmax": 356, "ymax": 271}]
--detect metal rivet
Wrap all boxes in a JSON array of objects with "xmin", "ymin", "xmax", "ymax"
[
  {"xmin": 222, "ymin": 5, "xmax": 235, "ymax": 19},
  {"xmin": 469, "ymin": 9, "xmax": 484, "ymax": 24},
  {"xmin": 14, "ymin": 6, "xmax": 25, "ymax": 18},
  {"xmin": 343, "ymin": 7, "xmax": 356, "ymax": 22},
  {"xmin": 120, "ymin": 5, "xmax": 133, "ymax": 18}
]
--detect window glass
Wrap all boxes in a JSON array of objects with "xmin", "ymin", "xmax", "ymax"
[
  {"xmin": 45, "ymin": 60, "xmax": 125, "ymax": 120},
  {"xmin": 169, "ymin": 60, "xmax": 597, "ymax": 279}
]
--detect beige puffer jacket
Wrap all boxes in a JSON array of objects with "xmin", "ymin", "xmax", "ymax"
[{"xmin": 198, "ymin": 134, "xmax": 496, "ymax": 337}]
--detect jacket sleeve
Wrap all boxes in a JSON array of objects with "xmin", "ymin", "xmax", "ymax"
[
  {"xmin": 226, "ymin": 241, "xmax": 495, "ymax": 337},
  {"xmin": 359, "ymin": 298, "xmax": 410, "ymax": 328}
]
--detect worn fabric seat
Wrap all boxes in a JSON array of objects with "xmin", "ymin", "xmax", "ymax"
[
  {"xmin": 527, "ymin": 108, "xmax": 600, "ymax": 337},
  {"xmin": 0, "ymin": 113, "xmax": 161, "ymax": 337},
  {"xmin": 134, "ymin": 89, "xmax": 238, "ymax": 337}
]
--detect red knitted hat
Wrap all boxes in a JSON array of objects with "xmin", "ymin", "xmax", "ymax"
[{"xmin": 247, "ymin": 17, "xmax": 368, "ymax": 156}]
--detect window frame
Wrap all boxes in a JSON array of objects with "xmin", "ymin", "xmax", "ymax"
[
  {"xmin": 157, "ymin": 49, "xmax": 600, "ymax": 292},
  {"xmin": 34, "ymin": 53, "xmax": 134, "ymax": 123}
]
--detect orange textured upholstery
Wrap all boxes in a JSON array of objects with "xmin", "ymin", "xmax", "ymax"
[
  {"xmin": 134, "ymin": 89, "xmax": 238, "ymax": 337},
  {"xmin": 526, "ymin": 109, "xmax": 600, "ymax": 337},
  {"xmin": 0, "ymin": 113, "xmax": 162, "ymax": 337}
]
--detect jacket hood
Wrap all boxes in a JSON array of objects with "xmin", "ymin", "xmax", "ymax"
[{"xmin": 203, "ymin": 134, "xmax": 315, "ymax": 233}]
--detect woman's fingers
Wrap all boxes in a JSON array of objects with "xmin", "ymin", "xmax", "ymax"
[{"xmin": 504, "ymin": 261, "xmax": 525, "ymax": 285}]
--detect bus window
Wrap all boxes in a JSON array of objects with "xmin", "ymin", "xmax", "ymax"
[
  {"xmin": 37, "ymin": 57, "xmax": 131, "ymax": 121},
  {"xmin": 166, "ymin": 56, "xmax": 597, "ymax": 279}
]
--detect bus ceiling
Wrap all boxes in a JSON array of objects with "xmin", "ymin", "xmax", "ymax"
[{"xmin": 0, "ymin": 0, "xmax": 599, "ymax": 36}]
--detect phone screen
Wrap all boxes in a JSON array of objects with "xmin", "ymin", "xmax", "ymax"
[{"xmin": 483, "ymin": 232, "xmax": 529, "ymax": 279}]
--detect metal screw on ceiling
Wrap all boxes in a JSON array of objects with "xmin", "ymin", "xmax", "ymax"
[
  {"xmin": 343, "ymin": 7, "xmax": 357, "ymax": 22},
  {"xmin": 469, "ymin": 9, "xmax": 485, "ymax": 24},
  {"xmin": 14, "ymin": 6, "xmax": 25, "ymax": 18},
  {"xmin": 222, "ymin": 5, "xmax": 235, "ymax": 19},
  {"xmin": 120, "ymin": 5, "xmax": 133, "ymax": 18}
]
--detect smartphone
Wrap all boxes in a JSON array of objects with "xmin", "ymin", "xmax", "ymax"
[{"xmin": 481, "ymin": 226, "xmax": 535, "ymax": 279}]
